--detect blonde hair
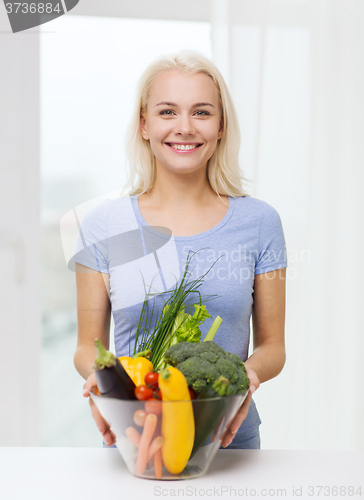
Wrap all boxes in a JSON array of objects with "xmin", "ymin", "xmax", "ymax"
[{"xmin": 124, "ymin": 50, "xmax": 250, "ymax": 197}]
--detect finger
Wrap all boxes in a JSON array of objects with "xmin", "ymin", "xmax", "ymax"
[
  {"xmin": 230, "ymin": 392, "xmax": 252, "ymax": 433},
  {"xmin": 83, "ymin": 371, "xmax": 97, "ymax": 388},
  {"xmin": 225, "ymin": 391, "xmax": 252, "ymax": 435},
  {"xmin": 104, "ymin": 430, "xmax": 116, "ymax": 447},
  {"xmin": 221, "ymin": 392, "xmax": 252, "ymax": 447},
  {"xmin": 83, "ymin": 384, "xmax": 97, "ymax": 397},
  {"xmin": 103, "ymin": 430, "xmax": 116, "ymax": 446},
  {"xmin": 211, "ymin": 415, "xmax": 225, "ymax": 442},
  {"xmin": 83, "ymin": 384, "xmax": 99, "ymax": 397},
  {"xmin": 221, "ymin": 430, "xmax": 235, "ymax": 448},
  {"xmin": 245, "ymin": 367, "xmax": 260, "ymax": 391},
  {"xmin": 83, "ymin": 374, "xmax": 98, "ymax": 398},
  {"xmin": 89, "ymin": 398, "xmax": 109, "ymax": 435}
]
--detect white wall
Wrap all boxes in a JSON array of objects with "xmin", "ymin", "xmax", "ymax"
[{"xmin": 0, "ymin": 9, "xmax": 41, "ymax": 445}]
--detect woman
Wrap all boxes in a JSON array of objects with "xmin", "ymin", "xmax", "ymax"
[{"xmin": 74, "ymin": 50, "xmax": 286, "ymax": 450}]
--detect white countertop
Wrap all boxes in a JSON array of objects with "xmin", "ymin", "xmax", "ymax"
[{"xmin": 0, "ymin": 448, "xmax": 363, "ymax": 499}]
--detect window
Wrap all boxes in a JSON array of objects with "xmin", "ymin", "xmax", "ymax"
[{"xmin": 40, "ymin": 14, "xmax": 211, "ymax": 446}]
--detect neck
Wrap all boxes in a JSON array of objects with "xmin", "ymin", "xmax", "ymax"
[{"xmin": 145, "ymin": 166, "xmax": 218, "ymax": 208}]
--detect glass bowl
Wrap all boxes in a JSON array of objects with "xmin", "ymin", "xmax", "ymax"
[{"xmin": 90, "ymin": 389, "xmax": 248, "ymax": 480}]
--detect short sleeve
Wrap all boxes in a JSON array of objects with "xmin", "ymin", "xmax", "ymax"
[
  {"xmin": 71, "ymin": 200, "xmax": 109, "ymax": 273},
  {"xmin": 255, "ymin": 203, "xmax": 287, "ymax": 275}
]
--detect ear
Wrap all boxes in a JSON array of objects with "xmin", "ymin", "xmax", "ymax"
[{"xmin": 140, "ymin": 115, "xmax": 149, "ymax": 141}]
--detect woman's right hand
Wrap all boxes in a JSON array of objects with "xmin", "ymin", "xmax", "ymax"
[{"xmin": 82, "ymin": 372, "xmax": 116, "ymax": 447}]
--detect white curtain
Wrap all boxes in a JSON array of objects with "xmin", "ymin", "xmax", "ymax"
[{"xmin": 211, "ymin": 0, "xmax": 364, "ymax": 450}]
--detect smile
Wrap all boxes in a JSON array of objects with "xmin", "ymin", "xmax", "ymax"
[{"xmin": 165, "ymin": 143, "xmax": 203, "ymax": 153}]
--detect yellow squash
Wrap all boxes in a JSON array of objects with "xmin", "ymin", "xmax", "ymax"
[
  {"xmin": 118, "ymin": 356, "xmax": 153, "ymax": 386},
  {"xmin": 159, "ymin": 366, "xmax": 195, "ymax": 474}
]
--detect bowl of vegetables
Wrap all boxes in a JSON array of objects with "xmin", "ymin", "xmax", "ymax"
[
  {"xmin": 91, "ymin": 389, "xmax": 247, "ymax": 480},
  {"xmin": 89, "ymin": 252, "xmax": 251, "ymax": 479},
  {"xmin": 91, "ymin": 339, "xmax": 250, "ymax": 480}
]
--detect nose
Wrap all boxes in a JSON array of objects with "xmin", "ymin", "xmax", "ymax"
[{"xmin": 174, "ymin": 114, "xmax": 195, "ymax": 136}]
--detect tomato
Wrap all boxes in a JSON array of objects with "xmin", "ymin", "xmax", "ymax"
[
  {"xmin": 134, "ymin": 385, "xmax": 154, "ymax": 401},
  {"xmin": 144, "ymin": 371, "xmax": 159, "ymax": 390},
  {"xmin": 153, "ymin": 387, "xmax": 162, "ymax": 400},
  {"xmin": 188, "ymin": 387, "xmax": 196, "ymax": 400},
  {"xmin": 144, "ymin": 398, "xmax": 162, "ymax": 415}
]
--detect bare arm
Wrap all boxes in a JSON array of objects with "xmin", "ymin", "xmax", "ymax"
[
  {"xmin": 245, "ymin": 266, "xmax": 286, "ymax": 382},
  {"xmin": 222, "ymin": 267, "xmax": 286, "ymax": 447},
  {"xmin": 73, "ymin": 263, "xmax": 116, "ymax": 447},
  {"xmin": 73, "ymin": 263, "xmax": 111, "ymax": 379}
]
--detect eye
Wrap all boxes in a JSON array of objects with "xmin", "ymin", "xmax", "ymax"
[
  {"xmin": 194, "ymin": 110, "xmax": 210, "ymax": 116},
  {"xmin": 159, "ymin": 109, "xmax": 175, "ymax": 116}
]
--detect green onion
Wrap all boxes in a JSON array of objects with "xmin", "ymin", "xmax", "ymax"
[{"xmin": 130, "ymin": 249, "xmax": 222, "ymax": 369}]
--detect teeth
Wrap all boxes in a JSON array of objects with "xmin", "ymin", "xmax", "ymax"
[{"xmin": 170, "ymin": 144, "xmax": 198, "ymax": 150}]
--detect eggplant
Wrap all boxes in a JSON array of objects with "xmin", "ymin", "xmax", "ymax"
[
  {"xmin": 190, "ymin": 376, "xmax": 230, "ymax": 458},
  {"xmin": 94, "ymin": 338, "xmax": 136, "ymax": 400}
]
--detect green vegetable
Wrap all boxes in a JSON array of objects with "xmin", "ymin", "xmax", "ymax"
[
  {"xmin": 155, "ymin": 303, "xmax": 212, "ymax": 370},
  {"xmin": 190, "ymin": 376, "xmax": 231, "ymax": 458},
  {"xmin": 164, "ymin": 341, "xmax": 250, "ymax": 396},
  {"xmin": 173, "ymin": 303, "xmax": 212, "ymax": 344},
  {"xmin": 131, "ymin": 250, "xmax": 221, "ymax": 370},
  {"xmin": 199, "ymin": 375, "xmax": 231, "ymax": 397},
  {"xmin": 203, "ymin": 315, "xmax": 223, "ymax": 342}
]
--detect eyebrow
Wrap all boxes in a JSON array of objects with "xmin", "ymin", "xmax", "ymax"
[{"xmin": 155, "ymin": 101, "xmax": 215, "ymax": 108}]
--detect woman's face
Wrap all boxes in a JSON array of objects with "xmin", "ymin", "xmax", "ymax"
[{"xmin": 140, "ymin": 70, "xmax": 223, "ymax": 178}]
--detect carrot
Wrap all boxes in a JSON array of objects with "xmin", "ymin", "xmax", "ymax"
[
  {"xmin": 155, "ymin": 414, "xmax": 164, "ymax": 468},
  {"xmin": 133, "ymin": 409, "xmax": 147, "ymax": 427},
  {"xmin": 147, "ymin": 436, "xmax": 164, "ymax": 462},
  {"xmin": 125, "ymin": 426, "xmax": 141, "ymax": 447},
  {"xmin": 93, "ymin": 385, "xmax": 101, "ymax": 396},
  {"xmin": 154, "ymin": 448, "xmax": 162, "ymax": 479},
  {"xmin": 155, "ymin": 413, "xmax": 162, "ymax": 436},
  {"xmin": 136, "ymin": 413, "xmax": 157, "ymax": 475}
]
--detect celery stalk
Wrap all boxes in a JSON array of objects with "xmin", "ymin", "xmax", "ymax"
[{"xmin": 204, "ymin": 315, "xmax": 222, "ymax": 342}]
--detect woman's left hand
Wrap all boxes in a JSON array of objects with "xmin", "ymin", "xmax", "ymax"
[{"xmin": 221, "ymin": 367, "xmax": 260, "ymax": 448}]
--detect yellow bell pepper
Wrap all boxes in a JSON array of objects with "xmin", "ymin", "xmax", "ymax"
[
  {"xmin": 118, "ymin": 355, "xmax": 153, "ymax": 386},
  {"xmin": 159, "ymin": 366, "xmax": 195, "ymax": 475}
]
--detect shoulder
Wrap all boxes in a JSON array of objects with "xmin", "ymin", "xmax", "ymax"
[
  {"xmin": 78, "ymin": 194, "xmax": 140, "ymax": 240},
  {"xmin": 81, "ymin": 198, "xmax": 111, "ymax": 222},
  {"xmin": 79, "ymin": 194, "xmax": 135, "ymax": 225},
  {"xmin": 233, "ymin": 195, "xmax": 278, "ymax": 212},
  {"xmin": 78, "ymin": 198, "xmax": 111, "ymax": 233},
  {"xmin": 232, "ymin": 196, "xmax": 282, "ymax": 223}
]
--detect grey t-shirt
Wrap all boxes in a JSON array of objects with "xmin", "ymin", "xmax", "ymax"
[{"xmin": 72, "ymin": 194, "xmax": 287, "ymax": 447}]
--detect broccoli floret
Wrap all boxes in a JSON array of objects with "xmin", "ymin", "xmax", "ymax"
[
  {"xmin": 199, "ymin": 350, "xmax": 219, "ymax": 364},
  {"xmin": 177, "ymin": 357, "xmax": 216, "ymax": 393},
  {"xmin": 226, "ymin": 368, "xmax": 250, "ymax": 396},
  {"xmin": 164, "ymin": 341, "xmax": 250, "ymax": 395},
  {"xmin": 224, "ymin": 351, "xmax": 244, "ymax": 366},
  {"xmin": 164, "ymin": 341, "xmax": 198, "ymax": 365},
  {"xmin": 215, "ymin": 357, "xmax": 238, "ymax": 384}
]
